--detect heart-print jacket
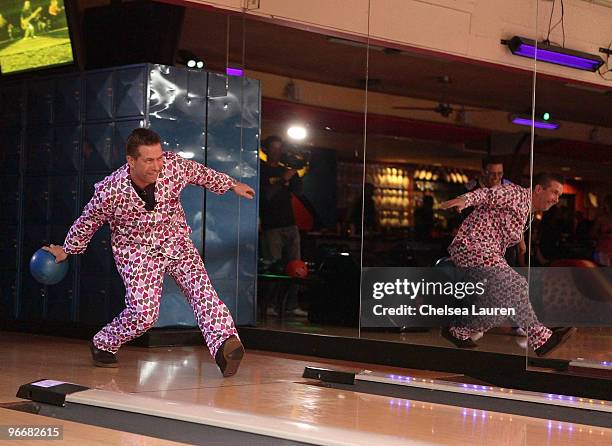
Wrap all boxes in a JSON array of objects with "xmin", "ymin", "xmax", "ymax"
[{"xmin": 63, "ymin": 151, "xmax": 236, "ymax": 265}]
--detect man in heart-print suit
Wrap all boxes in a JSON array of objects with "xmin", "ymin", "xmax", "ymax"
[
  {"xmin": 44, "ymin": 128, "xmax": 255, "ymax": 376},
  {"xmin": 439, "ymin": 173, "xmax": 576, "ymax": 357}
]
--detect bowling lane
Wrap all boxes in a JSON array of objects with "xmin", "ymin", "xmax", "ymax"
[
  {"xmin": 114, "ymin": 381, "xmax": 611, "ymax": 446},
  {"xmin": 2, "ymin": 332, "xmax": 610, "ymax": 446},
  {"xmin": 0, "ymin": 407, "xmax": 190, "ymax": 446},
  {"xmin": 0, "ymin": 332, "xmax": 458, "ymax": 401}
]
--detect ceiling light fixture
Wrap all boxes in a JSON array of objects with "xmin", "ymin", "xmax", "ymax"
[
  {"xmin": 226, "ymin": 67, "xmax": 244, "ymax": 76},
  {"xmin": 510, "ymin": 114, "xmax": 560, "ymax": 130},
  {"xmin": 287, "ymin": 125, "xmax": 307, "ymax": 140},
  {"xmin": 502, "ymin": 36, "xmax": 604, "ymax": 72},
  {"xmin": 186, "ymin": 59, "xmax": 205, "ymax": 69}
]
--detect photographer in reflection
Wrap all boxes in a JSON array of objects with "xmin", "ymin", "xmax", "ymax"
[{"xmin": 260, "ymin": 136, "xmax": 307, "ymax": 317}]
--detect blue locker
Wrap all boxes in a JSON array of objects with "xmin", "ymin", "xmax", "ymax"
[
  {"xmin": 205, "ymin": 73, "xmax": 260, "ymax": 325},
  {"xmin": 54, "ymin": 76, "xmax": 82, "ymax": 124},
  {"xmin": 49, "ymin": 176, "xmax": 78, "ymax": 223},
  {"xmin": 0, "ymin": 84, "xmax": 24, "ymax": 127},
  {"xmin": 115, "ymin": 67, "xmax": 146, "ymax": 118},
  {"xmin": 0, "ymin": 271, "xmax": 18, "ymax": 320},
  {"xmin": 0, "ymin": 176, "xmax": 19, "ymax": 225},
  {"xmin": 54, "ymin": 125, "xmax": 81, "ymax": 172},
  {"xmin": 85, "ymin": 70, "xmax": 114, "ymax": 121},
  {"xmin": 0, "ymin": 225, "xmax": 18, "ymax": 270},
  {"xmin": 23, "ymin": 178, "xmax": 50, "ymax": 225},
  {"xmin": 25, "ymin": 126, "xmax": 53, "ymax": 173},
  {"xmin": 83, "ymin": 123, "xmax": 114, "ymax": 172},
  {"xmin": 27, "ymin": 80, "xmax": 54, "ymax": 125},
  {"xmin": 0, "ymin": 127, "xmax": 22, "ymax": 174}
]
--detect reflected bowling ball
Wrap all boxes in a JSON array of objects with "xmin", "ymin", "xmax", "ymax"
[
  {"xmin": 29, "ymin": 248, "xmax": 69, "ymax": 285},
  {"xmin": 550, "ymin": 258, "xmax": 611, "ymax": 302},
  {"xmin": 285, "ymin": 259, "xmax": 308, "ymax": 278}
]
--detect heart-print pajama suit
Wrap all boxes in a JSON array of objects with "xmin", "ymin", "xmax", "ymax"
[
  {"xmin": 63, "ymin": 151, "xmax": 239, "ymax": 357},
  {"xmin": 447, "ymin": 184, "xmax": 552, "ymax": 349}
]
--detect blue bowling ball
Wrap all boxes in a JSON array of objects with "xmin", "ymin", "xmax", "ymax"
[{"xmin": 29, "ymin": 248, "xmax": 69, "ymax": 285}]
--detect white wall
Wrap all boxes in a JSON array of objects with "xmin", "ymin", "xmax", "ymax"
[{"xmin": 181, "ymin": 0, "xmax": 612, "ymax": 88}]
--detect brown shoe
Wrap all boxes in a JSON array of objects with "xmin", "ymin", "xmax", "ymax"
[
  {"xmin": 215, "ymin": 336, "xmax": 244, "ymax": 377},
  {"xmin": 441, "ymin": 327, "xmax": 478, "ymax": 348},
  {"xmin": 89, "ymin": 341, "xmax": 119, "ymax": 368},
  {"xmin": 534, "ymin": 327, "xmax": 577, "ymax": 357}
]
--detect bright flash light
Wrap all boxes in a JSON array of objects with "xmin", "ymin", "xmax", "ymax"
[
  {"xmin": 287, "ymin": 125, "xmax": 307, "ymax": 140},
  {"xmin": 178, "ymin": 151, "xmax": 195, "ymax": 159},
  {"xmin": 187, "ymin": 60, "xmax": 196, "ymax": 68}
]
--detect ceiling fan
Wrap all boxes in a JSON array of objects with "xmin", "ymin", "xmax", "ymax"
[{"xmin": 392, "ymin": 76, "xmax": 489, "ymax": 118}]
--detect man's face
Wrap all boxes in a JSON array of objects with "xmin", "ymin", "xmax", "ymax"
[
  {"xmin": 268, "ymin": 141, "xmax": 283, "ymax": 163},
  {"xmin": 127, "ymin": 143, "xmax": 164, "ymax": 185},
  {"xmin": 483, "ymin": 163, "xmax": 503, "ymax": 188},
  {"xmin": 533, "ymin": 181, "xmax": 563, "ymax": 212}
]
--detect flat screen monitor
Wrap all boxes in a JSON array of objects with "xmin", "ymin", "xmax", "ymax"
[{"xmin": 0, "ymin": 0, "xmax": 74, "ymax": 74}]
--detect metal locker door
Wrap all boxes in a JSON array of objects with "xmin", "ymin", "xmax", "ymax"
[
  {"xmin": 115, "ymin": 66, "xmax": 146, "ymax": 118},
  {"xmin": 23, "ymin": 177, "xmax": 50, "ymax": 225},
  {"xmin": 78, "ymin": 274, "xmax": 110, "ymax": 325},
  {"xmin": 27, "ymin": 80, "xmax": 54, "ymax": 126},
  {"xmin": 205, "ymin": 73, "xmax": 260, "ymax": 325},
  {"xmin": 83, "ymin": 123, "xmax": 114, "ymax": 172},
  {"xmin": 85, "ymin": 70, "xmax": 114, "ymax": 121},
  {"xmin": 54, "ymin": 125, "xmax": 81, "ymax": 173},
  {"xmin": 49, "ymin": 176, "xmax": 78, "ymax": 224},
  {"xmin": 0, "ymin": 127, "xmax": 22, "ymax": 174},
  {"xmin": 0, "ymin": 271, "xmax": 18, "ymax": 320},
  {"xmin": 25, "ymin": 126, "xmax": 53, "ymax": 174},
  {"xmin": 0, "ymin": 176, "xmax": 19, "ymax": 225},
  {"xmin": 54, "ymin": 75, "xmax": 82, "ymax": 125}
]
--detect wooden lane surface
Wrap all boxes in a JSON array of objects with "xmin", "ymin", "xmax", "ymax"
[
  {"xmin": 0, "ymin": 332, "xmax": 610, "ymax": 446},
  {"xmin": 140, "ymin": 381, "xmax": 611, "ymax": 446},
  {"xmin": 0, "ymin": 332, "xmax": 458, "ymax": 401},
  {"xmin": 0, "ymin": 407, "xmax": 189, "ymax": 446}
]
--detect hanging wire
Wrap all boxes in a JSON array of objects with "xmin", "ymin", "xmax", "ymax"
[
  {"xmin": 560, "ymin": 0, "xmax": 566, "ymax": 47},
  {"xmin": 597, "ymin": 40, "xmax": 612, "ymax": 81},
  {"xmin": 357, "ymin": 0, "xmax": 371, "ymax": 340},
  {"xmin": 545, "ymin": 0, "xmax": 557, "ymax": 43},
  {"xmin": 544, "ymin": 0, "xmax": 566, "ymax": 47},
  {"xmin": 526, "ymin": 0, "xmax": 541, "ymax": 356},
  {"xmin": 226, "ymin": 15, "xmax": 230, "ymax": 92}
]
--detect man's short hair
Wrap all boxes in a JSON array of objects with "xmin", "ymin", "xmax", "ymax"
[
  {"xmin": 482, "ymin": 156, "xmax": 504, "ymax": 170},
  {"xmin": 534, "ymin": 172, "xmax": 565, "ymax": 188},
  {"xmin": 262, "ymin": 135, "xmax": 283, "ymax": 150},
  {"xmin": 126, "ymin": 128, "xmax": 161, "ymax": 158}
]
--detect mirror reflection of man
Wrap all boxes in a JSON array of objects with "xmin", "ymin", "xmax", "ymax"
[
  {"xmin": 440, "ymin": 173, "xmax": 576, "ymax": 356},
  {"xmin": 259, "ymin": 136, "xmax": 306, "ymax": 317}
]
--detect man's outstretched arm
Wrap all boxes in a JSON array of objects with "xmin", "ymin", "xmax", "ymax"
[
  {"xmin": 230, "ymin": 181, "xmax": 255, "ymax": 200},
  {"xmin": 441, "ymin": 184, "xmax": 525, "ymax": 212},
  {"xmin": 180, "ymin": 156, "xmax": 254, "ymax": 199}
]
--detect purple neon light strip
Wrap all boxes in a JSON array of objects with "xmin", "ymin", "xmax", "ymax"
[
  {"xmin": 226, "ymin": 67, "xmax": 244, "ymax": 76},
  {"xmin": 515, "ymin": 43, "xmax": 600, "ymax": 71},
  {"xmin": 512, "ymin": 116, "xmax": 559, "ymax": 129}
]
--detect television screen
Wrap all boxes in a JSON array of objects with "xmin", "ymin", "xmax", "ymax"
[{"xmin": 0, "ymin": 0, "xmax": 74, "ymax": 74}]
